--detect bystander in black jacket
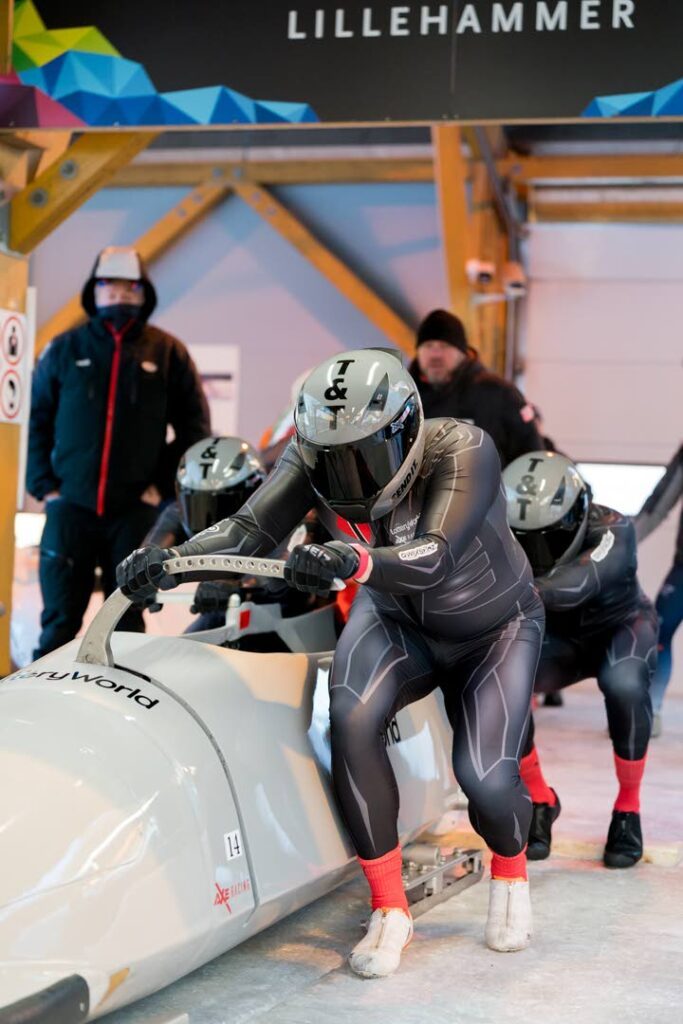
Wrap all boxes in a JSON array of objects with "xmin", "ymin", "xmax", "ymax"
[
  {"xmin": 26, "ymin": 248, "xmax": 211, "ymax": 659},
  {"xmin": 409, "ymin": 309, "xmax": 543, "ymax": 468}
]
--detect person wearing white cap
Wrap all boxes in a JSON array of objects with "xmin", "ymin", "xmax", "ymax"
[{"xmin": 27, "ymin": 246, "xmax": 210, "ymax": 658}]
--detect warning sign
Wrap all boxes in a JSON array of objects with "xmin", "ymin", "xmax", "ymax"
[{"xmin": 0, "ymin": 310, "xmax": 28, "ymax": 424}]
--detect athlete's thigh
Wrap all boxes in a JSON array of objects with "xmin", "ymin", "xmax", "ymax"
[
  {"xmin": 599, "ymin": 606, "xmax": 659, "ymax": 687},
  {"xmin": 330, "ymin": 589, "xmax": 436, "ymax": 717},
  {"xmin": 534, "ymin": 629, "xmax": 587, "ymax": 694},
  {"xmin": 444, "ymin": 611, "xmax": 543, "ymax": 777}
]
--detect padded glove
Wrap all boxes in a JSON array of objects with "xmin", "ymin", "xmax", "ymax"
[
  {"xmin": 284, "ymin": 541, "xmax": 359, "ymax": 596},
  {"xmin": 190, "ymin": 580, "xmax": 233, "ymax": 615},
  {"xmin": 116, "ymin": 546, "xmax": 178, "ymax": 602}
]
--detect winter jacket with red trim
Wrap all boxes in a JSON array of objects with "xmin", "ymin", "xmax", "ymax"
[{"xmin": 27, "ymin": 317, "xmax": 210, "ymax": 514}]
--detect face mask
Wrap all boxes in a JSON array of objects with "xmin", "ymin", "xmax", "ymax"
[{"xmin": 96, "ymin": 303, "xmax": 143, "ymax": 330}]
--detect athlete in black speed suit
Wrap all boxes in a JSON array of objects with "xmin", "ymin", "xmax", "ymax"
[
  {"xmin": 117, "ymin": 350, "xmax": 544, "ymax": 972},
  {"xmin": 504, "ymin": 452, "xmax": 657, "ymax": 869}
]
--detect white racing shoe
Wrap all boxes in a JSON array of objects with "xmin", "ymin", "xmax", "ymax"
[
  {"xmin": 485, "ymin": 879, "xmax": 532, "ymax": 952},
  {"xmin": 349, "ymin": 908, "xmax": 413, "ymax": 978}
]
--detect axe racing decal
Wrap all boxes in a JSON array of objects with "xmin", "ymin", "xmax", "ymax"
[
  {"xmin": 398, "ymin": 540, "xmax": 438, "ymax": 562},
  {"xmin": 8, "ymin": 668, "xmax": 159, "ymax": 709},
  {"xmin": 214, "ymin": 877, "xmax": 252, "ymax": 914}
]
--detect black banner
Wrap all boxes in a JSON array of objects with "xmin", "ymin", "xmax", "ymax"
[{"xmin": 36, "ymin": 1, "xmax": 683, "ymax": 122}]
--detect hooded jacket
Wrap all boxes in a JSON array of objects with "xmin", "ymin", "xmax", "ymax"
[
  {"xmin": 27, "ymin": 258, "xmax": 211, "ymax": 514},
  {"xmin": 408, "ymin": 352, "xmax": 543, "ymax": 468}
]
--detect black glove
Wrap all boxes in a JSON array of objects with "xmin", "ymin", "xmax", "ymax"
[
  {"xmin": 116, "ymin": 546, "xmax": 178, "ymax": 602},
  {"xmin": 190, "ymin": 580, "xmax": 233, "ymax": 615},
  {"xmin": 284, "ymin": 541, "xmax": 359, "ymax": 596},
  {"xmin": 131, "ymin": 591, "xmax": 163, "ymax": 614}
]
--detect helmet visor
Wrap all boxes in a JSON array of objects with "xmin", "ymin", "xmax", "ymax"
[
  {"xmin": 298, "ymin": 399, "xmax": 420, "ymax": 510},
  {"xmin": 178, "ymin": 483, "xmax": 255, "ymax": 536},
  {"xmin": 513, "ymin": 490, "xmax": 589, "ymax": 576}
]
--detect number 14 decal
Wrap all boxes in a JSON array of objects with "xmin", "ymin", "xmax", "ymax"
[{"xmin": 224, "ymin": 829, "xmax": 243, "ymax": 861}]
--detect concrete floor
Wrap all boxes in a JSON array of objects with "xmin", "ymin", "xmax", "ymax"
[{"xmin": 103, "ymin": 682, "xmax": 683, "ymax": 1024}]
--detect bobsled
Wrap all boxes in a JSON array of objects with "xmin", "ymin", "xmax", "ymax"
[{"xmin": 0, "ymin": 555, "xmax": 480, "ymax": 1023}]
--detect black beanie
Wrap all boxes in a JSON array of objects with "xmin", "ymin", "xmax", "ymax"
[{"xmin": 416, "ymin": 309, "xmax": 468, "ymax": 353}]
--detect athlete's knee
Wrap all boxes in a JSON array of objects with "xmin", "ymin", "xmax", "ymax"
[
  {"xmin": 599, "ymin": 665, "xmax": 650, "ymax": 706},
  {"xmin": 329, "ymin": 685, "xmax": 384, "ymax": 749}
]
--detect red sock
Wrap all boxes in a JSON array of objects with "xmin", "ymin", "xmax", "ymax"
[
  {"xmin": 491, "ymin": 847, "xmax": 528, "ymax": 882},
  {"xmin": 520, "ymin": 747, "xmax": 557, "ymax": 806},
  {"xmin": 614, "ymin": 753, "xmax": 646, "ymax": 813},
  {"xmin": 358, "ymin": 844, "xmax": 409, "ymax": 912}
]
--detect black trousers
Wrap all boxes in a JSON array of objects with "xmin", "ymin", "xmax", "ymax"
[
  {"xmin": 329, "ymin": 589, "xmax": 544, "ymax": 861},
  {"xmin": 35, "ymin": 498, "xmax": 158, "ymax": 659},
  {"xmin": 524, "ymin": 606, "xmax": 658, "ymax": 762}
]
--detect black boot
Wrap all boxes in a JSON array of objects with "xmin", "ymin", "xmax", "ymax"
[
  {"xmin": 603, "ymin": 811, "xmax": 643, "ymax": 868},
  {"xmin": 543, "ymin": 691, "xmax": 564, "ymax": 707},
  {"xmin": 526, "ymin": 790, "xmax": 561, "ymax": 861}
]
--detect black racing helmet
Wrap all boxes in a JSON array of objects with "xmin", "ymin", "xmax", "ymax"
[
  {"xmin": 503, "ymin": 451, "xmax": 591, "ymax": 576},
  {"xmin": 176, "ymin": 437, "xmax": 266, "ymax": 536},
  {"xmin": 294, "ymin": 349, "xmax": 424, "ymax": 522}
]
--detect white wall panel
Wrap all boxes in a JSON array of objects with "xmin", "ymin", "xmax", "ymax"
[{"xmin": 525, "ymin": 220, "xmax": 683, "ymax": 697}]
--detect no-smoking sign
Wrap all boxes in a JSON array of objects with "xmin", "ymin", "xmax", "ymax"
[{"xmin": 0, "ymin": 309, "xmax": 28, "ymax": 425}]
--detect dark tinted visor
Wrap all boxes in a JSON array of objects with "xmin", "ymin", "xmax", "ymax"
[
  {"xmin": 298, "ymin": 399, "xmax": 419, "ymax": 506},
  {"xmin": 178, "ymin": 481, "xmax": 258, "ymax": 536},
  {"xmin": 513, "ymin": 490, "xmax": 589, "ymax": 576}
]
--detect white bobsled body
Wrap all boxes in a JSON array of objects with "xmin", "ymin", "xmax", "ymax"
[{"xmin": 0, "ymin": 616, "xmax": 458, "ymax": 1018}]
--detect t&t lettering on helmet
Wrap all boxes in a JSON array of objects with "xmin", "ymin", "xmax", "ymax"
[
  {"xmin": 517, "ymin": 497, "xmax": 532, "ymax": 521},
  {"xmin": 516, "ymin": 474, "xmax": 538, "ymax": 497},
  {"xmin": 325, "ymin": 404, "xmax": 345, "ymax": 428}
]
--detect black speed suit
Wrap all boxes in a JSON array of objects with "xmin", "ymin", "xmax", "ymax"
[
  {"xmin": 175, "ymin": 419, "xmax": 544, "ymax": 860},
  {"xmin": 524, "ymin": 505, "xmax": 657, "ymax": 762}
]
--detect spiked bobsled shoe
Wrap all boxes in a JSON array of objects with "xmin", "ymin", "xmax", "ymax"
[
  {"xmin": 603, "ymin": 811, "xmax": 643, "ymax": 868},
  {"xmin": 349, "ymin": 908, "xmax": 413, "ymax": 978},
  {"xmin": 485, "ymin": 880, "xmax": 532, "ymax": 952},
  {"xmin": 526, "ymin": 790, "xmax": 562, "ymax": 861}
]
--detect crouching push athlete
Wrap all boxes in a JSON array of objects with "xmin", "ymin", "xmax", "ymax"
[
  {"xmin": 117, "ymin": 350, "xmax": 544, "ymax": 976},
  {"xmin": 504, "ymin": 452, "xmax": 657, "ymax": 868}
]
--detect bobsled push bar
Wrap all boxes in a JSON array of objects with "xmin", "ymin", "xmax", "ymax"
[
  {"xmin": 0, "ymin": 975, "xmax": 89, "ymax": 1024},
  {"xmin": 76, "ymin": 555, "xmax": 344, "ymax": 668},
  {"xmin": 402, "ymin": 843, "xmax": 484, "ymax": 918}
]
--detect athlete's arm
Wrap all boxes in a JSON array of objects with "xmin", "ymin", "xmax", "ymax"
[
  {"xmin": 177, "ymin": 442, "xmax": 315, "ymax": 558},
  {"xmin": 633, "ymin": 445, "xmax": 683, "ymax": 544},
  {"xmin": 535, "ymin": 514, "xmax": 636, "ymax": 610},
  {"xmin": 358, "ymin": 426, "xmax": 501, "ymax": 594}
]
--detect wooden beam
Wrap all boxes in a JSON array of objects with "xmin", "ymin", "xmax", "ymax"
[
  {"xmin": 0, "ymin": 252, "xmax": 29, "ymax": 675},
  {"xmin": 36, "ymin": 177, "xmax": 231, "ymax": 356},
  {"xmin": 431, "ymin": 124, "xmax": 472, "ymax": 332},
  {"xmin": 0, "ymin": 0, "xmax": 12, "ymax": 75},
  {"xmin": 532, "ymin": 200, "xmax": 683, "ymax": 223},
  {"xmin": 14, "ymin": 130, "xmax": 74, "ymax": 177},
  {"xmin": 230, "ymin": 179, "xmax": 415, "ymax": 355},
  {"xmin": 8, "ymin": 131, "xmax": 157, "ymax": 254},
  {"xmin": 112, "ymin": 158, "xmax": 434, "ymax": 188},
  {"xmin": 503, "ymin": 154, "xmax": 683, "ymax": 183}
]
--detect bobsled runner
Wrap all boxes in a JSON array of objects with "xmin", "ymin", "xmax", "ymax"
[{"xmin": 0, "ymin": 555, "xmax": 481, "ymax": 1022}]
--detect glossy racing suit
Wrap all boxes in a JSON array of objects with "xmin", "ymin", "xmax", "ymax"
[
  {"xmin": 524, "ymin": 504, "xmax": 657, "ymax": 762},
  {"xmin": 173, "ymin": 420, "xmax": 544, "ymax": 860}
]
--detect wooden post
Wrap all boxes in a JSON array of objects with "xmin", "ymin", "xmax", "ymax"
[
  {"xmin": 0, "ymin": 252, "xmax": 29, "ymax": 675},
  {"xmin": 431, "ymin": 125, "xmax": 473, "ymax": 336}
]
